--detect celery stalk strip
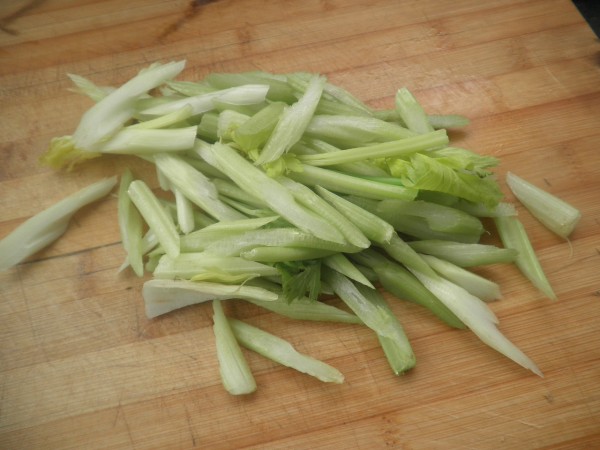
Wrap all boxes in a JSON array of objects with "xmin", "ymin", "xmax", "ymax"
[
  {"xmin": 213, "ymin": 301, "xmax": 257, "ymax": 395},
  {"xmin": 128, "ymin": 180, "xmax": 180, "ymax": 259},
  {"xmin": 407, "ymin": 240, "xmax": 518, "ymax": 267},
  {"xmin": 229, "ymin": 318, "xmax": 344, "ymax": 383},
  {"xmin": 143, "ymin": 279, "xmax": 278, "ymax": 318},
  {"xmin": 494, "ymin": 216, "xmax": 557, "ymax": 300},
  {"xmin": 241, "ymin": 247, "xmax": 336, "ymax": 262},
  {"xmin": 506, "ymin": 171, "xmax": 581, "ymax": 239},
  {"xmin": 292, "ymin": 165, "xmax": 417, "ymax": 201},
  {"xmin": 255, "ymin": 75, "xmax": 326, "ymax": 165},
  {"xmin": 205, "ymin": 142, "xmax": 345, "ymax": 243},
  {"xmin": 0, "ymin": 177, "xmax": 117, "ymax": 271},
  {"xmin": 117, "ymin": 170, "xmax": 144, "ymax": 276},
  {"xmin": 395, "ymin": 88, "xmax": 435, "ymax": 135}
]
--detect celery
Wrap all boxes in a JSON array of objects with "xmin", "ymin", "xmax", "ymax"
[
  {"xmin": 117, "ymin": 170, "xmax": 144, "ymax": 276},
  {"xmin": 494, "ymin": 216, "xmax": 557, "ymax": 300},
  {"xmin": 127, "ymin": 180, "xmax": 180, "ymax": 259},
  {"xmin": 206, "ymin": 72, "xmax": 297, "ymax": 103},
  {"xmin": 291, "ymin": 165, "xmax": 417, "ymax": 201},
  {"xmin": 73, "ymin": 61, "xmax": 185, "ymax": 149},
  {"xmin": 0, "ymin": 177, "xmax": 117, "ymax": 271},
  {"xmin": 173, "ymin": 187, "xmax": 195, "ymax": 234},
  {"xmin": 241, "ymin": 247, "xmax": 336, "ymax": 262},
  {"xmin": 246, "ymin": 296, "xmax": 361, "ymax": 324},
  {"xmin": 154, "ymin": 154, "xmax": 246, "ymax": 221},
  {"xmin": 142, "ymin": 279, "xmax": 278, "ymax": 318},
  {"xmin": 298, "ymin": 130, "xmax": 448, "ymax": 167},
  {"xmin": 229, "ymin": 318, "xmax": 344, "ymax": 383},
  {"xmin": 395, "ymin": 88, "xmax": 435, "ymax": 135},
  {"xmin": 254, "ymin": 75, "xmax": 326, "ymax": 165},
  {"xmin": 212, "ymin": 301, "xmax": 257, "ymax": 395},
  {"xmin": 232, "ymin": 101, "xmax": 286, "ymax": 152},
  {"xmin": 427, "ymin": 114, "xmax": 470, "ymax": 129},
  {"xmin": 323, "ymin": 253, "xmax": 374, "ymax": 288},
  {"xmin": 407, "ymin": 240, "xmax": 518, "ymax": 267},
  {"xmin": 506, "ymin": 172, "xmax": 581, "ymax": 239}
]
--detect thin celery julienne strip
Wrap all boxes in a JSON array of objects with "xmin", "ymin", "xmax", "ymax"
[
  {"xmin": 297, "ymin": 129, "xmax": 448, "ymax": 167},
  {"xmin": 229, "ymin": 318, "xmax": 344, "ymax": 383},
  {"xmin": 127, "ymin": 180, "xmax": 180, "ymax": 259},
  {"xmin": 407, "ymin": 240, "xmax": 518, "ymax": 267},
  {"xmin": 241, "ymin": 246, "xmax": 336, "ymax": 263},
  {"xmin": 117, "ymin": 170, "xmax": 144, "ymax": 276},
  {"xmin": 213, "ymin": 301, "xmax": 257, "ymax": 395},
  {"xmin": 395, "ymin": 87, "xmax": 435, "ymax": 135},
  {"xmin": 0, "ymin": 177, "xmax": 117, "ymax": 271}
]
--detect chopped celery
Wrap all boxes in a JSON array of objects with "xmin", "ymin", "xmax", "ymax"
[
  {"xmin": 205, "ymin": 142, "xmax": 346, "ymax": 243},
  {"xmin": 0, "ymin": 177, "xmax": 117, "ymax": 271},
  {"xmin": 255, "ymin": 75, "xmax": 326, "ymax": 165},
  {"xmin": 153, "ymin": 252, "xmax": 279, "ymax": 280},
  {"xmin": 395, "ymin": 87, "xmax": 435, "ymax": 135},
  {"xmin": 420, "ymin": 254, "xmax": 502, "ymax": 301},
  {"xmin": 118, "ymin": 170, "xmax": 144, "ymax": 276},
  {"xmin": 212, "ymin": 301, "xmax": 257, "ymax": 395},
  {"xmin": 206, "ymin": 72, "xmax": 297, "ymax": 103},
  {"xmin": 127, "ymin": 180, "xmax": 180, "ymax": 259},
  {"xmin": 494, "ymin": 215, "xmax": 557, "ymax": 300},
  {"xmin": 246, "ymin": 296, "xmax": 361, "ymax": 324},
  {"xmin": 130, "ymin": 105, "xmax": 194, "ymax": 129},
  {"xmin": 143, "ymin": 278, "xmax": 278, "ymax": 318},
  {"xmin": 506, "ymin": 171, "xmax": 581, "ymax": 239},
  {"xmin": 241, "ymin": 246, "xmax": 336, "ymax": 262},
  {"xmin": 154, "ymin": 154, "xmax": 246, "ymax": 221},
  {"xmin": 217, "ymin": 109, "xmax": 249, "ymax": 140},
  {"xmin": 315, "ymin": 187, "xmax": 394, "ymax": 244},
  {"xmin": 229, "ymin": 318, "xmax": 344, "ymax": 383},
  {"xmin": 407, "ymin": 240, "xmax": 518, "ymax": 267},
  {"xmin": 232, "ymin": 101, "xmax": 286, "ymax": 152},
  {"xmin": 428, "ymin": 114, "xmax": 471, "ymax": 129},
  {"xmin": 379, "ymin": 233, "xmax": 437, "ymax": 277},
  {"xmin": 67, "ymin": 73, "xmax": 113, "ymax": 102},
  {"xmin": 73, "ymin": 61, "xmax": 185, "ymax": 149},
  {"xmin": 291, "ymin": 165, "xmax": 417, "ymax": 201},
  {"xmin": 323, "ymin": 253, "xmax": 374, "ymax": 288},
  {"xmin": 173, "ymin": 187, "xmax": 195, "ymax": 234},
  {"xmin": 297, "ymin": 130, "xmax": 448, "ymax": 167}
]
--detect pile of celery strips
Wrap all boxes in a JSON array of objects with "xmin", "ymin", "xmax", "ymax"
[{"xmin": 1, "ymin": 61, "xmax": 581, "ymax": 395}]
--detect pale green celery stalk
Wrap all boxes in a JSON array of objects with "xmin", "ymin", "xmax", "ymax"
[
  {"xmin": 73, "ymin": 60, "xmax": 185, "ymax": 149},
  {"xmin": 154, "ymin": 153, "xmax": 246, "ymax": 221},
  {"xmin": 143, "ymin": 278, "xmax": 278, "ymax": 318},
  {"xmin": 451, "ymin": 200, "xmax": 517, "ymax": 218},
  {"xmin": 304, "ymin": 115, "xmax": 415, "ymax": 148},
  {"xmin": 287, "ymin": 72, "xmax": 373, "ymax": 116},
  {"xmin": 315, "ymin": 186, "xmax": 394, "ymax": 244},
  {"xmin": 298, "ymin": 130, "xmax": 448, "ymax": 167},
  {"xmin": 130, "ymin": 105, "xmax": 194, "ymax": 129},
  {"xmin": 241, "ymin": 247, "xmax": 336, "ymax": 262},
  {"xmin": 212, "ymin": 99, "xmax": 268, "ymax": 116},
  {"xmin": 67, "ymin": 73, "xmax": 113, "ymax": 102},
  {"xmin": 197, "ymin": 112, "xmax": 219, "ymax": 142},
  {"xmin": 315, "ymin": 97, "xmax": 372, "ymax": 117},
  {"xmin": 254, "ymin": 75, "xmax": 326, "ymax": 165},
  {"xmin": 90, "ymin": 126, "xmax": 197, "ymax": 154},
  {"xmin": 323, "ymin": 253, "xmax": 374, "ymax": 288},
  {"xmin": 379, "ymin": 233, "xmax": 437, "ymax": 277},
  {"xmin": 142, "ymin": 84, "xmax": 270, "ymax": 116},
  {"xmin": 205, "ymin": 72, "xmax": 297, "ymax": 103},
  {"xmin": 494, "ymin": 216, "xmax": 557, "ymax": 300},
  {"xmin": 217, "ymin": 109, "xmax": 250, "ymax": 140},
  {"xmin": 420, "ymin": 254, "xmax": 502, "ymax": 302},
  {"xmin": 291, "ymin": 165, "xmax": 417, "ymax": 201},
  {"xmin": 232, "ymin": 102, "xmax": 287, "ymax": 152},
  {"xmin": 506, "ymin": 171, "xmax": 581, "ymax": 239},
  {"xmin": 372, "ymin": 198, "xmax": 485, "ymax": 244},
  {"xmin": 212, "ymin": 178, "xmax": 269, "ymax": 209},
  {"xmin": 229, "ymin": 318, "xmax": 344, "ymax": 383},
  {"xmin": 204, "ymin": 142, "xmax": 345, "ymax": 244},
  {"xmin": 428, "ymin": 114, "xmax": 471, "ymax": 129},
  {"xmin": 324, "ymin": 269, "xmax": 416, "ymax": 374},
  {"xmin": 205, "ymin": 228, "xmax": 359, "ymax": 257},
  {"xmin": 193, "ymin": 210, "xmax": 217, "ymax": 228},
  {"xmin": 302, "ymin": 138, "xmax": 389, "ymax": 177},
  {"xmin": 0, "ymin": 177, "xmax": 117, "ymax": 271},
  {"xmin": 118, "ymin": 229, "xmax": 158, "ymax": 273},
  {"xmin": 395, "ymin": 88, "xmax": 435, "ymax": 135},
  {"xmin": 278, "ymin": 177, "xmax": 370, "ymax": 249},
  {"xmin": 127, "ymin": 180, "xmax": 180, "ymax": 259},
  {"xmin": 174, "ymin": 187, "xmax": 195, "ymax": 234},
  {"xmin": 246, "ymin": 296, "xmax": 361, "ymax": 324},
  {"xmin": 219, "ymin": 197, "xmax": 276, "ymax": 219},
  {"xmin": 407, "ymin": 240, "xmax": 518, "ymax": 268},
  {"xmin": 410, "ymin": 268, "xmax": 543, "ymax": 376},
  {"xmin": 179, "ymin": 216, "xmax": 279, "ymax": 252},
  {"xmin": 153, "ymin": 252, "xmax": 279, "ymax": 280},
  {"xmin": 182, "ymin": 153, "xmax": 228, "ymax": 180},
  {"xmin": 350, "ymin": 249, "xmax": 464, "ymax": 329},
  {"xmin": 212, "ymin": 301, "xmax": 257, "ymax": 395},
  {"xmin": 156, "ymin": 164, "xmax": 171, "ymax": 191},
  {"xmin": 165, "ymin": 79, "xmax": 216, "ymax": 96},
  {"xmin": 117, "ymin": 170, "xmax": 144, "ymax": 276}
]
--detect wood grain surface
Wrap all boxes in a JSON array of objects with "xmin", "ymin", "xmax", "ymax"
[{"xmin": 1, "ymin": 0, "xmax": 599, "ymax": 448}]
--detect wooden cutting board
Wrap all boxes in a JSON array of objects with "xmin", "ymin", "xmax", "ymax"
[{"xmin": 1, "ymin": 0, "xmax": 599, "ymax": 448}]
